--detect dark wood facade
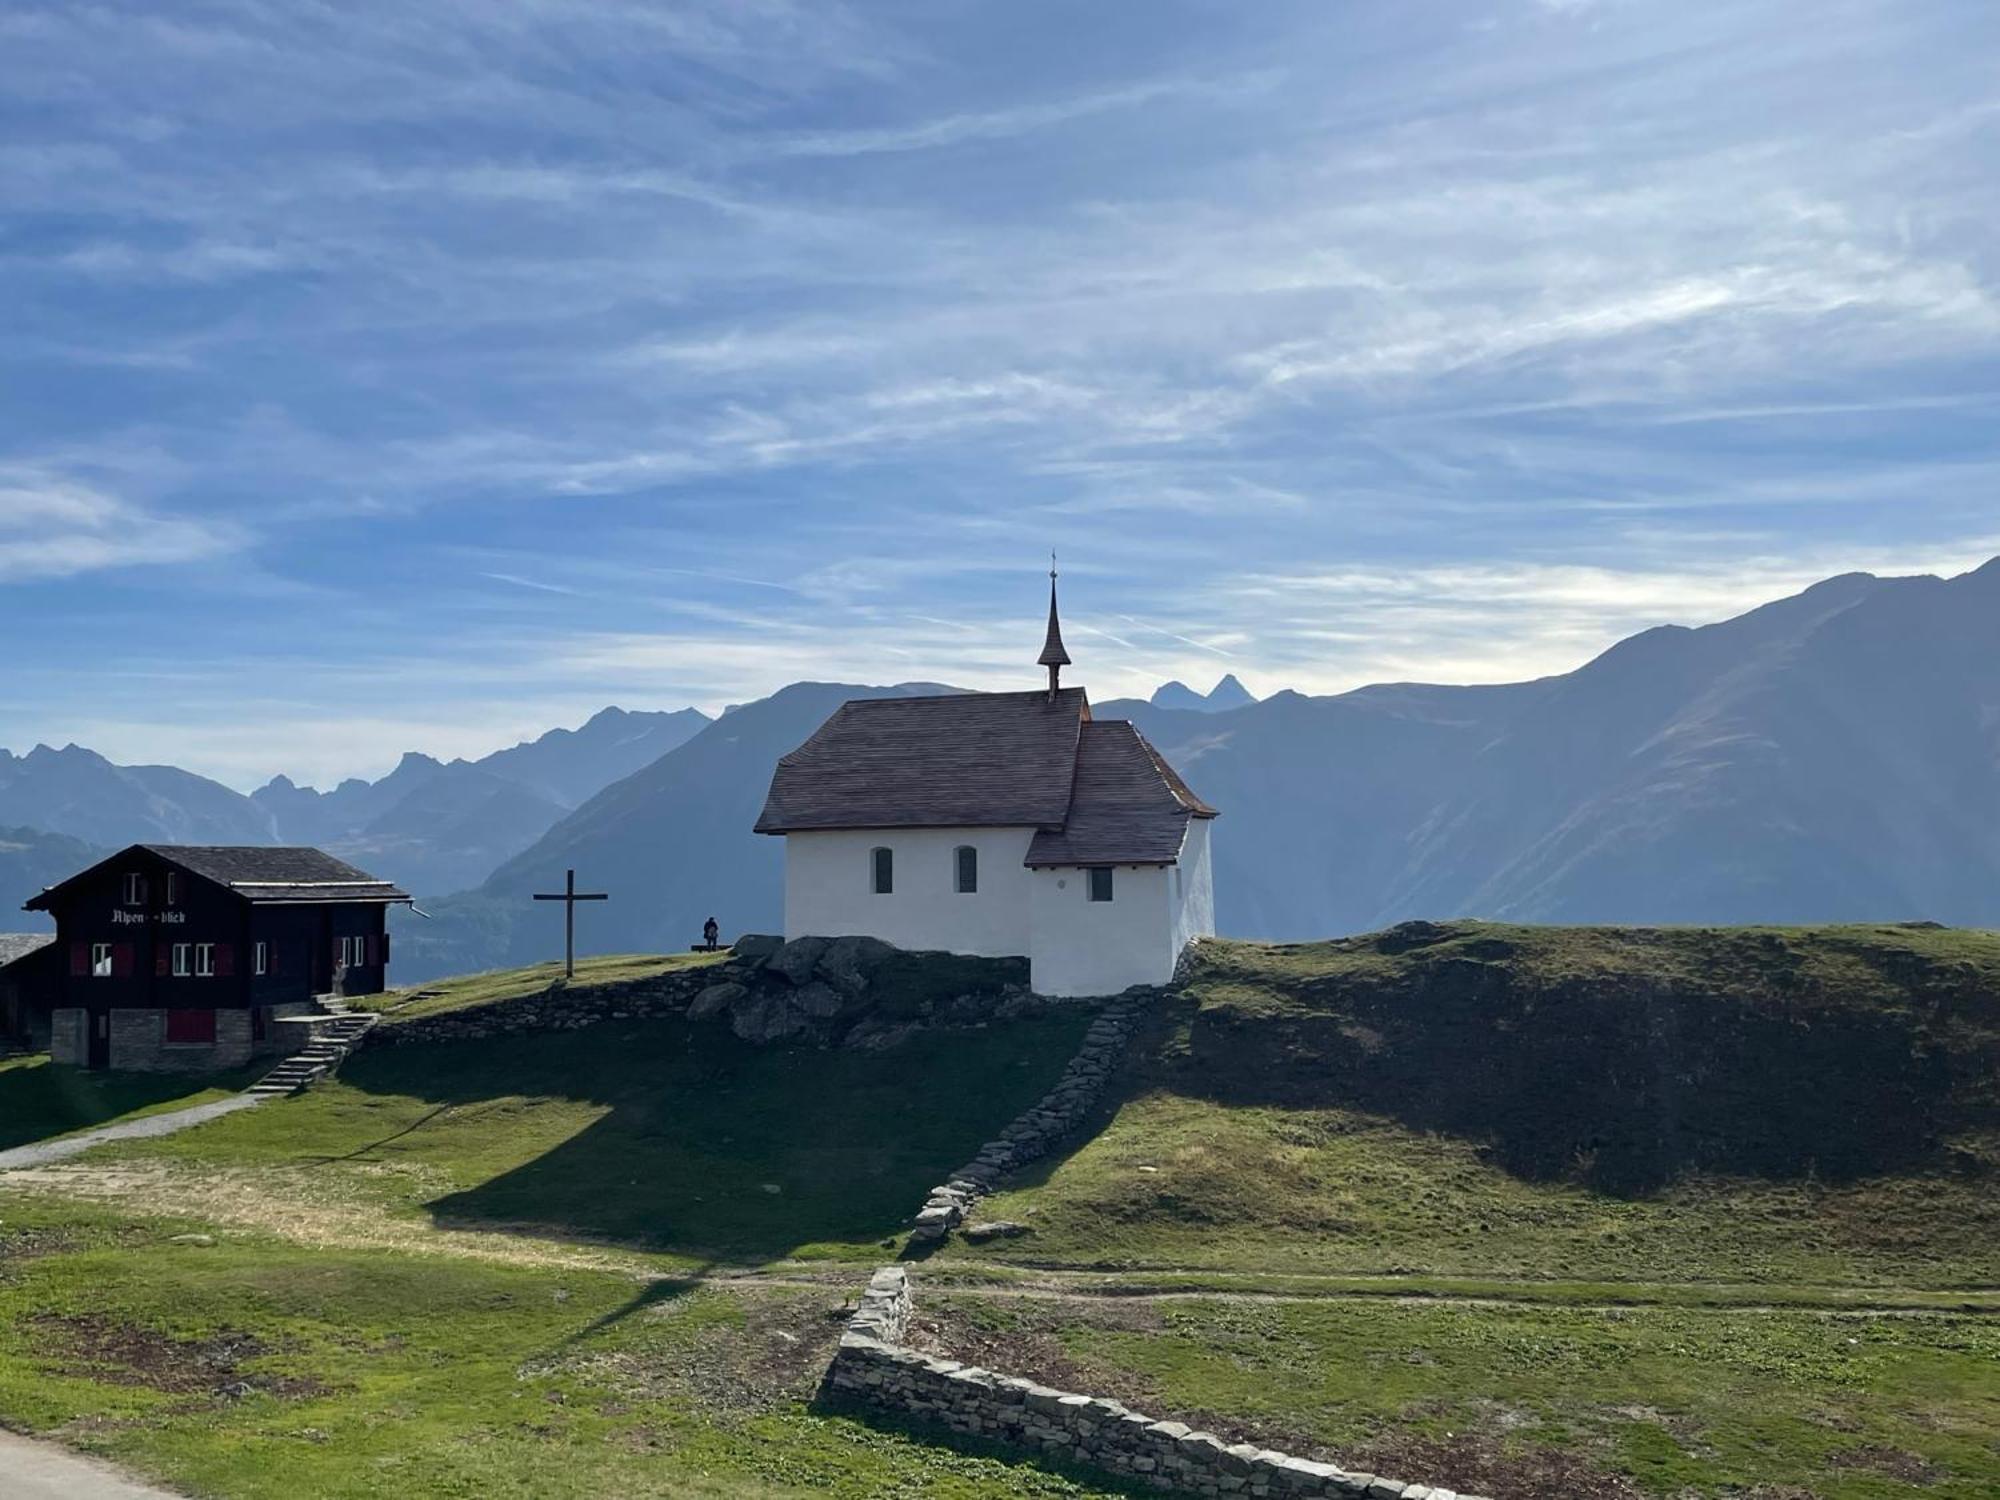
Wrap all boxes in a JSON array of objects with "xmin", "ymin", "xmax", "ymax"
[{"xmin": 23, "ymin": 844, "xmax": 408, "ymax": 1071}]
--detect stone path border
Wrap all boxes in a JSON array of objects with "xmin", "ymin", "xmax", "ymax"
[
  {"xmin": 910, "ymin": 993, "xmax": 1145, "ymax": 1244},
  {"xmin": 827, "ymin": 1268, "xmax": 1489, "ymax": 1500}
]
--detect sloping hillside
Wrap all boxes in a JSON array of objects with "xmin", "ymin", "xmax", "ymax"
[
  {"xmin": 952, "ymin": 921, "xmax": 2000, "ymax": 1281},
  {"xmin": 394, "ymin": 683, "xmax": 956, "ymax": 978},
  {"xmin": 0, "ymin": 825, "xmax": 103, "ymax": 930}
]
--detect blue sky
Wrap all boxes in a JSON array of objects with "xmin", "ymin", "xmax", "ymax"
[{"xmin": 3, "ymin": 0, "xmax": 1997, "ymax": 789}]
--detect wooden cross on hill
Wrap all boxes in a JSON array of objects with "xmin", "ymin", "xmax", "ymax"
[{"xmin": 532, "ymin": 868, "xmax": 608, "ymax": 979}]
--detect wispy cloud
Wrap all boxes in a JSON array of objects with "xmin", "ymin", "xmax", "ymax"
[
  {"xmin": 3, "ymin": 0, "xmax": 1998, "ymax": 779},
  {"xmin": 0, "ymin": 468, "xmax": 239, "ymax": 580}
]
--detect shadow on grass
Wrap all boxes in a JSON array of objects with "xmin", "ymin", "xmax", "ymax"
[
  {"xmin": 330, "ymin": 1011, "xmax": 1093, "ymax": 1263},
  {"xmin": 0, "ymin": 1056, "xmax": 260, "ymax": 1152}
]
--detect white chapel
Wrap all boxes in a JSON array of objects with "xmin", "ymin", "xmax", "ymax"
[{"xmin": 753, "ymin": 572, "xmax": 1218, "ymax": 996}]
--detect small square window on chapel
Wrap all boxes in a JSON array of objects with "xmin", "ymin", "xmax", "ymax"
[{"xmin": 1088, "ymin": 867, "xmax": 1114, "ymax": 903}]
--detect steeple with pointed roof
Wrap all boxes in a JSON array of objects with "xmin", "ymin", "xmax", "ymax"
[{"xmin": 1038, "ymin": 559, "xmax": 1071, "ymax": 698}]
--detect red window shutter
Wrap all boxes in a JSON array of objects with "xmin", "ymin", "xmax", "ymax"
[
  {"xmin": 112, "ymin": 943, "xmax": 134, "ymax": 978},
  {"xmin": 70, "ymin": 942, "xmax": 88, "ymax": 977},
  {"xmin": 214, "ymin": 943, "xmax": 235, "ymax": 978},
  {"xmin": 156, "ymin": 946, "xmax": 171, "ymax": 978}
]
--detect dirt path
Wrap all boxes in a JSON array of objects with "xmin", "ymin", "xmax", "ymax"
[
  {"xmin": 0, "ymin": 1429, "xmax": 186, "ymax": 1499},
  {"xmin": 0, "ymin": 1096, "xmax": 263, "ymax": 1172}
]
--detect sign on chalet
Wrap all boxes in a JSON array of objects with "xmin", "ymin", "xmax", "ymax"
[{"xmin": 22, "ymin": 845, "xmax": 409, "ymax": 1071}]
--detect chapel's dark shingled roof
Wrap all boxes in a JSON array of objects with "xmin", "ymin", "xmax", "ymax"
[
  {"xmin": 25, "ymin": 845, "xmax": 409, "ymax": 910},
  {"xmin": 1025, "ymin": 720, "xmax": 1217, "ymax": 867},
  {"xmin": 755, "ymin": 688, "xmax": 1090, "ymax": 833}
]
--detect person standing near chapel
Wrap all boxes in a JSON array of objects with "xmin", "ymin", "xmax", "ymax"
[{"xmin": 703, "ymin": 916, "xmax": 720, "ymax": 951}]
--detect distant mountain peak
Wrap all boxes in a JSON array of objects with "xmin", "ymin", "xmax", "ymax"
[{"xmin": 1150, "ymin": 675, "xmax": 1259, "ymax": 713}]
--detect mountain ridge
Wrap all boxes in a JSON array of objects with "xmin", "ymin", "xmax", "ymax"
[{"xmin": 389, "ymin": 560, "xmax": 2000, "ymax": 980}]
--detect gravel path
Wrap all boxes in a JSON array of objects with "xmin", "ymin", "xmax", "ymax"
[
  {"xmin": 0, "ymin": 1430, "xmax": 187, "ymax": 1499},
  {"xmin": 0, "ymin": 1095, "xmax": 263, "ymax": 1171}
]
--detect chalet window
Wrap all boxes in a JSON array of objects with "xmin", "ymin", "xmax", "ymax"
[
  {"xmin": 195, "ymin": 943, "xmax": 215, "ymax": 978},
  {"xmin": 121, "ymin": 872, "xmax": 147, "ymax": 907},
  {"xmin": 955, "ymin": 845, "xmax": 978, "ymax": 894},
  {"xmin": 1088, "ymin": 867, "xmax": 1115, "ymax": 903},
  {"xmin": 91, "ymin": 943, "xmax": 114, "ymax": 978},
  {"xmin": 164, "ymin": 1008, "xmax": 216, "ymax": 1045},
  {"xmin": 871, "ymin": 847, "xmax": 893, "ymax": 895},
  {"xmin": 172, "ymin": 943, "xmax": 191, "ymax": 977},
  {"xmin": 254, "ymin": 941, "xmax": 268, "ymax": 977},
  {"xmin": 165, "ymin": 872, "xmax": 180, "ymax": 907}
]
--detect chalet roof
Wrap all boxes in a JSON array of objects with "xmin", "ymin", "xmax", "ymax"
[
  {"xmin": 24, "ymin": 845, "xmax": 409, "ymax": 911},
  {"xmin": 1025, "ymin": 720, "xmax": 1218, "ymax": 867},
  {"xmin": 145, "ymin": 845, "xmax": 411, "ymax": 903},
  {"xmin": 0, "ymin": 933, "xmax": 53, "ymax": 970},
  {"xmin": 755, "ymin": 688, "xmax": 1090, "ymax": 833}
]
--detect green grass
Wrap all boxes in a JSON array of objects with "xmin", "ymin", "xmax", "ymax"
[
  {"xmin": 946, "ymin": 925, "xmax": 2000, "ymax": 1285},
  {"xmin": 951, "ymin": 1091, "xmax": 2000, "ymax": 1286},
  {"xmin": 919, "ymin": 1290, "xmax": 2000, "ymax": 1498},
  {"xmin": 0, "ymin": 1197, "xmax": 1131, "ymax": 1500},
  {"xmin": 0, "ymin": 1054, "xmax": 259, "ymax": 1151},
  {"xmin": 105, "ymin": 1008, "xmax": 1093, "ymax": 1264},
  {"xmin": 358, "ymin": 950, "xmax": 730, "ymax": 1024},
  {"xmin": 7, "ymin": 926, "xmax": 1998, "ymax": 1499}
]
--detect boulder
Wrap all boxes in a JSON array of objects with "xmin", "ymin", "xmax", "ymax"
[
  {"xmin": 960, "ymin": 1220, "xmax": 1031, "ymax": 1243},
  {"xmin": 765, "ymin": 936, "xmax": 830, "ymax": 986},
  {"xmin": 687, "ymin": 981, "xmax": 747, "ymax": 1021},
  {"xmin": 843, "ymin": 1016, "xmax": 919, "ymax": 1051},
  {"xmin": 815, "ymin": 933, "xmax": 897, "ymax": 995},
  {"xmin": 730, "ymin": 991, "xmax": 808, "ymax": 1043},
  {"xmin": 731, "ymin": 933, "xmax": 784, "ymax": 961},
  {"xmin": 792, "ymin": 981, "xmax": 847, "ymax": 1019}
]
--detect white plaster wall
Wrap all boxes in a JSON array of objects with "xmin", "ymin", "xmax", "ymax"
[
  {"xmin": 1168, "ymin": 818, "xmax": 1216, "ymax": 957},
  {"xmin": 1028, "ymin": 862, "xmax": 1175, "ymax": 997},
  {"xmin": 783, "ymin": 827, "xmax": 1037, "ymax": 956}
]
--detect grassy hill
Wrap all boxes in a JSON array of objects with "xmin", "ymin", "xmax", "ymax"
[
  {"xmin": 0, "ymin": 925, "xmax": 1995, "ymax": 1499},
  {"xmin": 947, "ymin": 923, "xmax": 2000, "ymax": 1284}
]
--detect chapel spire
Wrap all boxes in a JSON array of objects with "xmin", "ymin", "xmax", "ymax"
[{"xmin": 1038, "ymin": 554, "xmax": 1071, "ymax": 699}]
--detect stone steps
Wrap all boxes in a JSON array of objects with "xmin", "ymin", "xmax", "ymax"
[{"xmin": 247, "ymin": 1010, "xmax": 378, "ymax": 1096}]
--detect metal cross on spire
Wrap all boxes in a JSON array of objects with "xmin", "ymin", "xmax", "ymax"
[{"xmin": 531, "ymin": 868, "xmax": 608, "ymax": 979}]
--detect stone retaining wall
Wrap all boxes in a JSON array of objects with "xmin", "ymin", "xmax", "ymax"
[
  {"xmin": 826, "ymin": 1269, "xmax": 1484, "ymax": 1500},
  {"xmin": 911, "ymin": 992, "xmax": 1147, "ymax": 1243},
  {"xmin": 364, "ymin": 969, "xmax": 718, "ymax": 1046}
]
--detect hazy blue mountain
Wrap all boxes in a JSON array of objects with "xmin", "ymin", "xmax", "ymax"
[
  {"xmin": 1148, "ymin": 673, "xmax": 1258, "ymax": 713},
  {"xmin": 476, "ymin": 706, "xmax": 711, "ymax": 805},
  {"xmin": 393, "ymin": 685, "xmax": 953, "ymax": 978},
  {"xmin": 252, "ymin": 706, "xmax": 712, "ymax": 897},
  {"xmin": 0, "ymin": 826, "xmax": 107, "ymax": 930},
  {"xmin": 0, "ymin": 745, "xmax": 275, "ymax": 847},
  {"xmin": 395, "ymin": 562, "xmax": 2000, "ymax": 982}
]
